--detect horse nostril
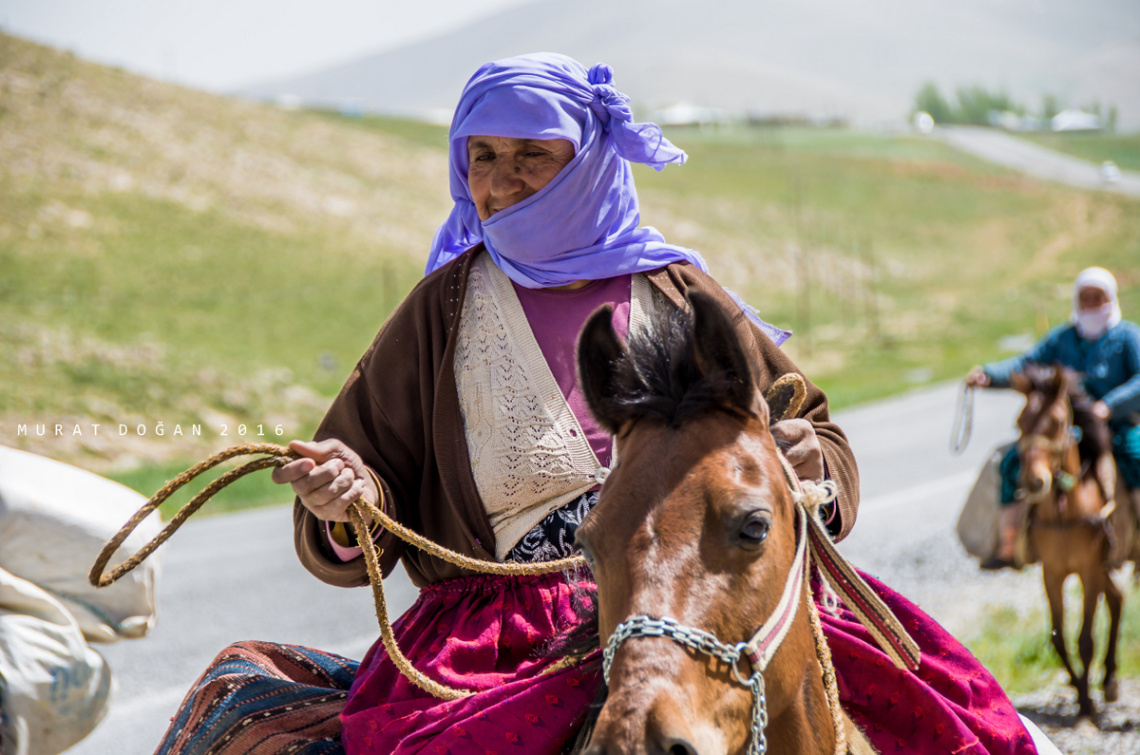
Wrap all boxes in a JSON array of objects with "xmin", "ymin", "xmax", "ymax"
[{"xmin": 666, "ymin": 742, "xmax": 698, "ymax": 755}]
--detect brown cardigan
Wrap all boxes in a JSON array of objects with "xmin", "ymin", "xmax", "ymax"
[{"xmin": 294, "ymin": 248, "xmax": 860, "ymax": 589}]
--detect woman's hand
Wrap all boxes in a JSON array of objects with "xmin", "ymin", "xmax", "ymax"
[
  {"xmin": 770, "ymin": 418, "xmax": 825, "ymax": 483},
  {"xmin": 965, "ymin": 367, "xmax": 990, "ymax": 388},
  {"xmin": 1092, "ymin": 400, "xmax": 1112, "ymax": 422},
  {"xmin": 271, "ymin": 439, "xmax": 379, "ymax": 522}
]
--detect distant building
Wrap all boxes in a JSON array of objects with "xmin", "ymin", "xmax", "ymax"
[
  {"xmin": 1051, "ymin": 109, "xmax": 1101, "ymax": 132},
  {"xmin": 338, "ymin": 99, "xmax": 365, "ymax": 117},
  {"xmin": 987, "ymin": 110, "xmax": 1044, "ymax": 132},
  {"xmin": 745, "ymin": 111, "xmax": 848, "ymax": 129},
  {"xmin": 649, "ymin": 102, "xmax": 732, "ymax": 128},
  {"xmin": 275, "ymin": 93, "xmax": 303, "ymax": 111}
]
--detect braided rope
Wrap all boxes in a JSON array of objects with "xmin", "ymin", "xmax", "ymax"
[
  {"xmin": 88, "ymin": 443, "xmax": 586, "ymax": 700},
  {"xmin": 806, "ymin": 584, "xmax": 847, "ymax": 755},
  {"xmin": 89, "ymin": 444, "xmax": 289, "ymax": 587}
]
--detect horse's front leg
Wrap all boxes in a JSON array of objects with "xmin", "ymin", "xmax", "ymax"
[
  {"xmin": 1101, "ymin": 571, "xmax": 1123, "ymax": 704},
  {"xmin": 1075, "ymin": 570, "xmax": 1100, "ymax": 717},
  {"xmin": 1042, "ymin": 567, "xmax": 1081, "ymax": 702}
]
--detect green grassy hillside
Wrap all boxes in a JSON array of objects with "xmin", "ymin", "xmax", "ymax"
[
  {"xmin": 1022, "ymin": 131, "xmax": 1140, "ymax": 172},
  {"xmin": 2, "ymin": 33, "xmax": 1138, "ymax": 516}
]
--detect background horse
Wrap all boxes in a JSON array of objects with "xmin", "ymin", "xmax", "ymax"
[
  {"xmin": 1011, "ymin": 364, "xmax": 1126, "ymax": 717},
  {"xmin": 573, "ymin": 291, "xmax": 868, "ymax": 754}
]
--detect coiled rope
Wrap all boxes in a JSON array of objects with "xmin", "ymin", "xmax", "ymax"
[
  {"xmin": 950, "ymin": 381, "xmax": 975, "ymax": 455},
  {"xmin": 88, "ymin": 442, "xmax": 586, "ymax": 700}
]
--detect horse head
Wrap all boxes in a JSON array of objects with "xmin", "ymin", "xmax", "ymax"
[
  {"xmin": 1011, "ymin": 364, "xmax": 1075, "ymax": 501},
  {"xmin": 574, "ymin": 291, "xmax": 831, "ymax": 754}
]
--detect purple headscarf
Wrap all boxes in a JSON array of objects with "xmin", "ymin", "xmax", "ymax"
[{"xmin": 425, "ymin": 52, "xmax": 708, "ymax": 289}]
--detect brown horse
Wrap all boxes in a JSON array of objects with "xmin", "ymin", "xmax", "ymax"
[
  {"xmin": 574, "ymin": 291, "xmax": 875, "ymax": 755},
  {"xmin": 1011, "ymin": 364, "xmax": 1126, "ymax": 717}
]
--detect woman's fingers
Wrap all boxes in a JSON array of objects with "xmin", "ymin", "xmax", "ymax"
[
  {"xmin": 304, "ymin": 473, "xmax": 367, "ymax": 520},
  {"xmin": 290, "ymin": 459, "xmax": 345, "ymax": 497},
  {"xmin": 271, "ymin": 439, "xmax": 378, "ymax": 521},
  {"xmin": 270, "ymin": 456, "xmax": 313, "ymax": 485},
  {"xmin": 771, "ymin": 418, "xmax": 825, "ymax": 483},
  {"xmin": 966, "ymin": 367, "xmax": 989, "ymax": 388}
]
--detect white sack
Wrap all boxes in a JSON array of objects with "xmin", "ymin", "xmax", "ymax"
[
  {"xmin": 0, "ymin": 446, "xmax": 162, "ymax": 643},
  {"xmin": 0, "ymin": 566, "xmax": 112, "ymax": 755},
  {"xmin": 955, "ymin": 443, "xmax": 1011, "ymax": 560}
]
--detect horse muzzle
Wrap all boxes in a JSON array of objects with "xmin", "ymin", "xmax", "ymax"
[
  {"xmin": 1024, "ymin": 470, "xmax": 1051, "ymax": 497},
  {"xmin": 583, "ymin": 686, "xmax": 727, "ymax": 755}
]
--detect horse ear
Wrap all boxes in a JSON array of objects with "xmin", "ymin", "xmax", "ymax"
[
  {"xmin": 578, "ymin": 305, "xmax": 632, "ymax": 435},
  {"xmin": 1051, "ymin": 363, "xmax": 1067, "ymax": 394},
  {"xmin": 687, "ymin": 291, "xmax": 757, "ymax": 414}
]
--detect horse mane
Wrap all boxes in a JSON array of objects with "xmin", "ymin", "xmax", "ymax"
[
  {"xmin": 606, "ymin": 304, "xmax": 752, "ymax": 429},
  {"xmin": 1021, "ymin": 363, "xmax": 1113, "ymax": 463}
]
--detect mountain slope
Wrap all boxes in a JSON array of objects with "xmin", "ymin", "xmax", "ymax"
[{"xmin": 242, "ymin": 0, "xmax": 1140, "ymax": 129}]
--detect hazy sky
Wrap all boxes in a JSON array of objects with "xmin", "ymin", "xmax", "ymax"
[{"xmin": 0, "ymin": 0, "xmax": 538, "ymax": 91}]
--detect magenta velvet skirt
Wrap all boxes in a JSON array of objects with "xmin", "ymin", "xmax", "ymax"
[
  {"xmin": 341, "ymin": 572, "xmax": 601, "ymax": 754},
  {"xmin": 340, "ymin": 570, "xmax": 1035, "ymax": 755},
  {"xmin": 823, "ymin": 572, "xmax": 1037, "ymax": 755}
]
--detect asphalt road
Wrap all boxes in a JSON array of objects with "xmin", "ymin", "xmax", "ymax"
[
  {"xmin": 68, "ymin": 381, "xmax": 1033, "ymax": 755},
  {"xmin": 937, "ymin": 126, "xmax": 1140, "ymax": 198}
]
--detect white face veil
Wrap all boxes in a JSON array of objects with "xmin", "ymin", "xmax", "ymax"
[{"xmin": 1071, "ymin": 266, "xmax": 1122, "ymax": 340}]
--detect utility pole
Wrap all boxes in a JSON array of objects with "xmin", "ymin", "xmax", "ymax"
[
  {"xmin": 790, "ymin": 173, "xmax": 811, "ymax": 357},
  {"xmin": 861, "ymin": 236, "xmax": 880, "ymax": 341}
]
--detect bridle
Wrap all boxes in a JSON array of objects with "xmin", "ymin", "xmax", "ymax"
[
  {"xmin": 1017, "ymin": 406, "xmax": 1078, "ymax": 503},
  {"xmin": 1019, "ymin": 407, "xmax": 1116, "ymax": 529},
  {"xmin": 600, "ymin": 454, "xmax": 920, "ymax": 755}
]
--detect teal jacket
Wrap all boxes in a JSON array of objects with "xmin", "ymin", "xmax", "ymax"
[{"xmin": 984, "ymin": 320, "xmax": 1140, "ymax": 430}]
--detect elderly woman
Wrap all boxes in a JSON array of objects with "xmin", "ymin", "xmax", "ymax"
[
  {"xmin": 968, "ymin": 266, "xmax": 1140, "ymax": 569},
  {"xmin": 156, "ymin": 54, "xmax": 1039, "ymax": 755}
]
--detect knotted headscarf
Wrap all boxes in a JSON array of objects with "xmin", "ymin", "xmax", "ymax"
[
  {"xmin": 425, "ymin": 53, "xmax": 708, "ymax": 288},
  {"xmin": 1071, "ymin": 266, "xmax": 1122, "ymax": 340}
]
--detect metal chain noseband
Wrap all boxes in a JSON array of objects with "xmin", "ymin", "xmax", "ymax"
[{"xmin": 603, "ymin": 616, "xmax": 769, "ymax": 755}]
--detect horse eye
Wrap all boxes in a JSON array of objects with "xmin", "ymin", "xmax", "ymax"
[
  {"xmin": 573, "ymin": 533, "xmax": 595, "ymax": 565},
  {"xmin": 740, "ymin": 516, "xmax": 771, "ymax": 545}
]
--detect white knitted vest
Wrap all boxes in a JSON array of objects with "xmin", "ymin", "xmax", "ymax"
[{"xmin": 454, "ymin": 254, "xmax": 653, "ymax": 560}]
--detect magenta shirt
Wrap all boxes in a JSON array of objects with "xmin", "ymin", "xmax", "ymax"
[
  {"xmin": 329, "ymin": 274, "xmax": 633, "ymax": 561},
  {"xmin": 512, "ymin": 274, "xmax": 632, "ymax": 470}
]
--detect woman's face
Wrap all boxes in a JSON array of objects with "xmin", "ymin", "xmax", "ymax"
[
  {"xmin": 466, "ymin": 136, "xmax": 575, "ymax": 221},
  {"xmin": 1078, "ymin": 285, "xmax": 1111, "ymax": 311}
]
